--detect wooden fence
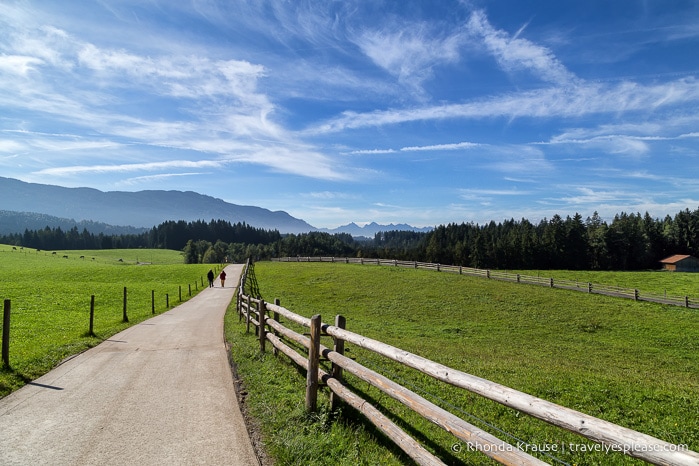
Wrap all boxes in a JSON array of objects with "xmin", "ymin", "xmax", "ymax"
[
  {"xmin": 1, "ymin": 271, "xmax": 218, "ymax": 367},
  {"xmin": 236, "ymin": 260, "xmax": 699, "ymax": 466},
  {"xmin": 272, "ymin": 257, "xmax": 698, "ymax": 309}
]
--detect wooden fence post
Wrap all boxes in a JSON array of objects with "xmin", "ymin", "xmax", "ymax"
[
  {"xmin": 246, "ymin": 295, "xmax": 252, "ymax": 333},
  {"xmin": 188, "ymin": 283, "xmax": 192, "ymax": 297},
  {"xmin": 550, "ymin": 278, "xmax": 554, "ymax": 288},
  {"xmin": 588, "ymin": 282, "xmax": 593, "ymax": 293},
  {"xmin": 306, "ymin": 314, "xmax": 321, "ymax": 412},
  {"xmin": 123, "ymin": 287, "xmax": 129, "ymax": 323},
  {"xmin": 179, "ymin": 285, "xmax": 182, "ymax": 302},
  {"xmin": 330, "ymin": 314, "xmax": 346, "ymax": 411},
  {"xmin": 273, "ymin": 299, "xmax": 280, "ymax": 356},
  {"xmin": 686, "ymin": 296, "xmax": 690, "ymax": 308},
  {"xmin": 166, "ymin": 293, "xmax": 169, "ymax": 308},
  {"xmin": 151, "ymin": 289, "xmax": 155, "ymax": 314},
  {"xmin": 2, "ymin": 299, "xmax": 11, "ymax": 366},
  {"xmin": 89, "ymin": 295, "xmax": 95, "ymax": 336},
  {"xmin": 259, "ymin": 300, "xmax": 266, "ymax": 353},
  {"xmin": 634, "ymin": 289, "xmax": 639, "ymax": 301}
]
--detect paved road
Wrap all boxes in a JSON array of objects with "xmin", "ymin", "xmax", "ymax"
[{"xmin": 0, "ymin": 264, "xmax": 259, "ymax": 466}]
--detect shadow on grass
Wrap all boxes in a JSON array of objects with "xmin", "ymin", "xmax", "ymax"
[
  {"xmin": 344, "ymin": 380, "xmax": 464, "ymax": 465},
  {"xmin": 0, "ymin": 363, "xmax": 33, "ymax": 398}
]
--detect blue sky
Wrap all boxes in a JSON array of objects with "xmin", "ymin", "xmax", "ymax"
[{"xmin": 1, "ymin": 1, "xmax": 698, "ymax": 229}]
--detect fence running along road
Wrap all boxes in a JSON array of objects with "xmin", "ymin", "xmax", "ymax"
[{"xmin": 237, "ymin": 260, "xmax": 699, "ymax": 466}]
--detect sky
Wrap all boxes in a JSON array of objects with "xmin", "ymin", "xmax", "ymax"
[{"xmin": 1, "ymin": 1, "xmax": 699, "ymax": 229}]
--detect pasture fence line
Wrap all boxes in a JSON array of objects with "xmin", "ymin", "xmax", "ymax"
[
  {"xmin": 271, "ymin": 257, "xmax": 698, "ymax": 309},
  {"xmin": 237, "ymin": 260, "xmax": 699, "ymax": 466},
  {"xmin": 0, "ymin": 267, "xmax": 222, "ymax": 368},
  {"xmin": 2, "ymin": 300, "xmax": 10, "ymax": 366}
]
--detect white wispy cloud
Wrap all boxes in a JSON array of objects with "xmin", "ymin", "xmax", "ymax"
[
  {"xmin": 354, "ymin": 22, "xmax": 462, "ymax": 93},
  {"xmin": 350, "ymin": 142, "xmax": 480, "ymax": 154},
  {"xmin": 118, "ymin": 173, "xmax": 206, "ymax": 186},
  {"xmin": 465, "ymin": 10, "xmax": 579, "ymax": 85},
  {"xmin": 305, "ymin": 191, "xmax": 359, "ymax": 200},
  {"xmin": 557, "ymin": 186, "xmax": 640, "ymax": 205},
  {"xmin": 349, "ymin": 148, "xmax": 397, "ymax": 155},
  {"xmin": 34, "ymin": 159, "xmax": 225, "ymax": 176},
  {"xmin": 0, "ymin": 55, "xmax": 45, "ymax": 75},
  {"xmin": 306, "ymin": 78, "xmax": 699, "ymax": 134},
  {"xmin": 0, "ymin": 139, "xmax": 26, "ymax": 153},
  {"xmin": 460, "ymin": 188, "xmax": 532, "ymax": 197},
  {"xmin": 401, "ymin": 142, "xmax": 480, "ymax": 151}
]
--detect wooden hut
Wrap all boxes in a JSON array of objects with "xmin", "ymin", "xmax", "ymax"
[{"xmin": 660, "ymin": 254, "xmax": 699, "ymax": 272}]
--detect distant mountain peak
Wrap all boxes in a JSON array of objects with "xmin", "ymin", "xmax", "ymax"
[
  {"xmin": 0, "ymin": 176, "xmax": 315, "ymax": 234},
  {"xmin": 320, "ymin": 221, "xmax": 432, "ymax": 237}
]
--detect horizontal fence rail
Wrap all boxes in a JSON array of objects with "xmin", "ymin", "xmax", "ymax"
[
  {"xmin": 271, "ymin": 257, "xmax": 698, "ymax": 309},
  {"xmin": 237, "ymin": 260, "xmax": 698, "ymax": 466}
]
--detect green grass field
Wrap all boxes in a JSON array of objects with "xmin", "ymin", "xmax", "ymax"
[
  {"xmin": 0, "ymin": 244, "xmax": 217, "ymax": 396},
  {"xmin": 3, "ymin": 246, "xmax": 697, "ymax": 465},
  {"xmin": 227, "ymin": 261, "xmax": 699, "ymax": 465}
]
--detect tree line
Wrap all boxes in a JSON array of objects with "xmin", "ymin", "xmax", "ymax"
[
  {"xmin": 419, "ymin": 210, "xmax": 699, "ymax": 270},
  {"xmin": 0, "ymin": 220, "xmax": 280, "ymax": 255},
  {"xmin": 2, "ymin": 207, "xmax": 698, "ymax": 270}
]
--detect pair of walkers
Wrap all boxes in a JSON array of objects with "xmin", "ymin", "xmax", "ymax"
[{"xmin": 207, "ymin": 269, "xmax": 226, "ymax": 288}]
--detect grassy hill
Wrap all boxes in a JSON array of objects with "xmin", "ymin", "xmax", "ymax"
[{"xmin": 227, "ymin": 261, "xmax": 699, "ymax": 465}]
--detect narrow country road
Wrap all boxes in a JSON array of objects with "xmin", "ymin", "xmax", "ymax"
[{"xmin": 0, "ymin": 264, "xmax": 259, "ymax": 466}]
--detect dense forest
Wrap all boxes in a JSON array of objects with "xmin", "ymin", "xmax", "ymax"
[
  {"xmin": 2, "ymin": 208, "xmax": 699, "ymax": 270},
  {"xmin": 0, "ymin": 220, "xmax": 280, "ymax": 257}
]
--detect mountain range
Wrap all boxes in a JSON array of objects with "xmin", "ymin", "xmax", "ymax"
[
  {"xmin": 0, "ymin": 177, "xmax": 431, "ymax": 237},
  {"xmin": 319, "ymin": 222, "xmax": 432, "ymax": 238}
]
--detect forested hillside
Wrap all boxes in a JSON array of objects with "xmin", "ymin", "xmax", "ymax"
[{"xmin": 3, "ymin": 208, "xmax": 698, "ymax": 270}]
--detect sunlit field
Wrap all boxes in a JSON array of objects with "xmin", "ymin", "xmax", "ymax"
[
  {"xmin": 227, "ymin": 261, "xmax": 699, "ymax": 465},
  {"xmin": 0, "ymin": 245, "xmax": 216, "ymax": 396}
]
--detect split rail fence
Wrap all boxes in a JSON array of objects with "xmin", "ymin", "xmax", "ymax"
[
  {"xmin": 236, "ymin": 260, "xmax": 699, "ymax": 466},
  {"xmin": 272, "ymin": 257, "xmax": 698, "ymax": 309}
]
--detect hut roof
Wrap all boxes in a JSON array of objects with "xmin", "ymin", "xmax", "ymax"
[{"xmin": 660, "ymin": 254, "xmax": 694, "ymax": 264}]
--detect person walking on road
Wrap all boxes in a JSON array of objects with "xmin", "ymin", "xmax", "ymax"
[
  {"xmin": 207, "ymin": 269, "xmax": 215, "ymax": 288},
  {"xmin": 219, "ymin": 270, "xmax": 226, "ymax": 287}
]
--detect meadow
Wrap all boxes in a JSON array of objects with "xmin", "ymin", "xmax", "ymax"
[
  {"xmin": 0, "ymin": 244, "xmax": 216, "ymax": 396},
  {"xmin": 2, "ymin": 246, "xmax": 697, "ymax": 465},
  {"xmin": 227, "ymin": 261, "xmax": 699, "ymax": 465}
]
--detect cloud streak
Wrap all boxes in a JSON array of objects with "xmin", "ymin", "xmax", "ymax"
[{"xmin": 306, "ymin": 78, "xmax": 699, "ymax": 134}]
